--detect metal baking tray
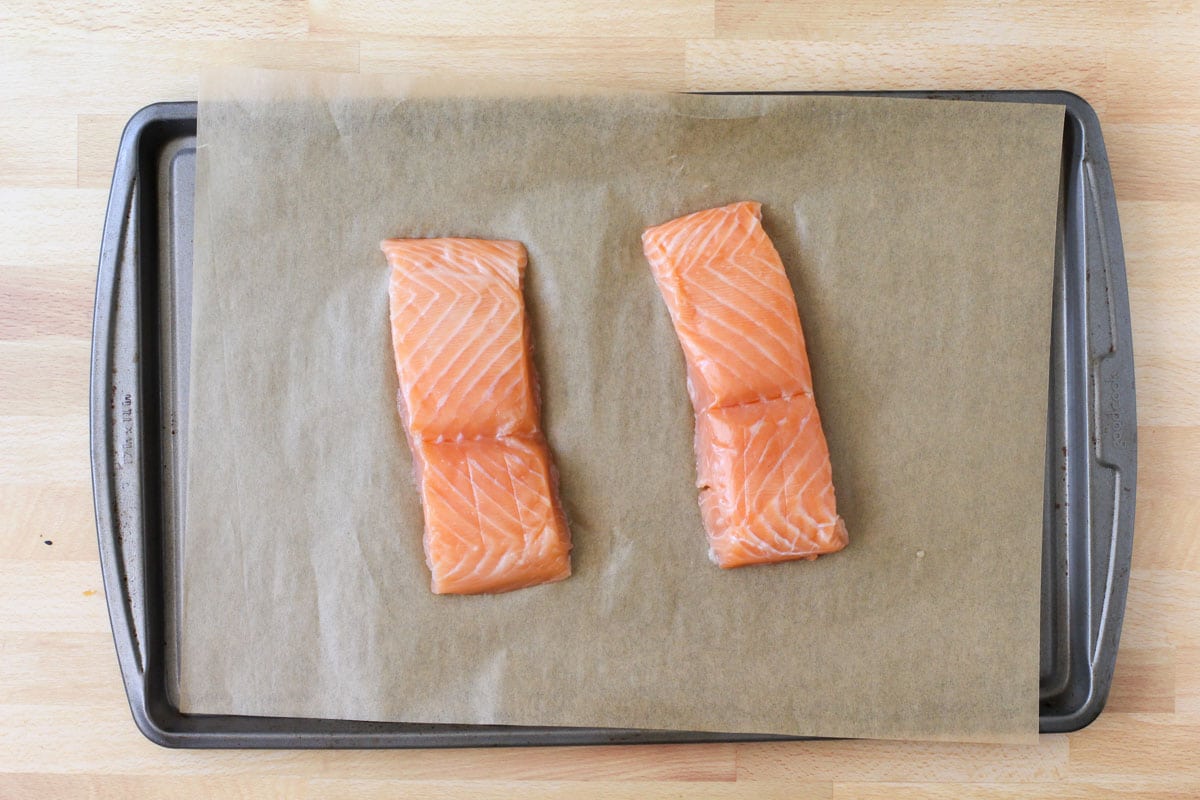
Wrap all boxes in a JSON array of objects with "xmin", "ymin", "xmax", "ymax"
[{"xmin": 91, "ymin": 91, "xmax": 1135, "ymax": 748}]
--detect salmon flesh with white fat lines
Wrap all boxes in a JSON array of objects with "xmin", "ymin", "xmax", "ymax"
[
  {"xmin": 382, "ymin": 238, "xmax": 571, "ymax": 594},
  {"xmin": 642, "ymin": 201, "xmax": 848, "ymax": 568}
]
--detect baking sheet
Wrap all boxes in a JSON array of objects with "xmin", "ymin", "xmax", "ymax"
[{"xmin": 180, "ymin": 68, "xmax": 1063, "ymax": 741}]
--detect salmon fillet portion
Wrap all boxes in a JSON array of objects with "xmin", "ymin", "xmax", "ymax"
[
  {"xmin": 383, "ymin": 237, "xmax": 571, "ymax": 594},
  {"xmin": 417, "ymin": 436, "xmax": 570, "ymax": 595},
  {"xmin": 695, "ymin": 396, "xmax": 847, "ymax": 568},
  {"xmin": 643, "ymin": 202, "xmax": 848, "ymax": 568},
  {"xmin": 641, "ymin": 201, "xmax": 812, "ymax": 412},
  {"xmin": 385, "ymin": 238, "xmax": 538, "ymax": 440}
]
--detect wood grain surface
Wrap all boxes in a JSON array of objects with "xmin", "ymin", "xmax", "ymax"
[{"xmin": 1, "ymin": 2, "xmax": 1197, "ymax": 797}]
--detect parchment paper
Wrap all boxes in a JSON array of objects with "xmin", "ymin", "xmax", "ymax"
[{"xmin": 181, "ymin": 68, "xmax": 1064, "ymax": 741}]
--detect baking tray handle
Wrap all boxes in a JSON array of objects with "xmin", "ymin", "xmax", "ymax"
[{"xmin": 91, "ymin": 104, "xmax": 154, "ymax": 735}]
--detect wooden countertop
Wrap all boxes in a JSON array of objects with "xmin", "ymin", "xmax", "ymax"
[{"xmin": 2, "ymin": 2, "xmax": 1197, "ymax": 796}]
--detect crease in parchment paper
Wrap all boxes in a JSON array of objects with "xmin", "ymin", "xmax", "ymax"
[{"xmin": 181, "ymin": 67, "xmax": 1063, "ymax": 742}]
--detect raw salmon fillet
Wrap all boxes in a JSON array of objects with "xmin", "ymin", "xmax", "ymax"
[
  {"xmin": 642, "ymin": 201, "xmax": 848, "ymax": 568},
  {"xmin": 383, "ymin": 238, "xmax": 571, "ymax": 594}
]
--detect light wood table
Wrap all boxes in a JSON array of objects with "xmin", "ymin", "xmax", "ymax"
[{"xmin": 2, "ymin": 2, "xmax": 1197, "ymax": 797}]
